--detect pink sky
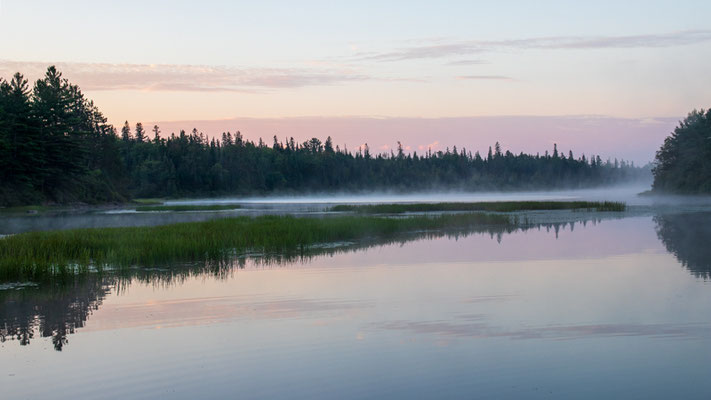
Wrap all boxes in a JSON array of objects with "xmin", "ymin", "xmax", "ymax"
[{"xmin": 2, "ymin": 2, "xmax": 708, "ymax": 165}]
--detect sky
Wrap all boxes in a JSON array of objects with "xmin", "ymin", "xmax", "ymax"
[{"xmin": 1, "ymin": 0, "xmax": 710, "ymax": 163}]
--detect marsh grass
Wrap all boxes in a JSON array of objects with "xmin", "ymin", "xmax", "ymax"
[
  {"xmin": 330, "ymin": 201, "xmax": 626, "ymax": 214},
  {"xmin": 0, "ymin": 205, "xmax": 51, "ymax": 214},
  {"xmin": 0, "ymin": 213, "xmax": 511, "ymax": 281},
  {"xmin": 132, "ymin": 198, "xmax": 165, "ymax": 206},
  {"xmin": 135, "ymin": 204, "xmax": 242, "ymax": 212}
]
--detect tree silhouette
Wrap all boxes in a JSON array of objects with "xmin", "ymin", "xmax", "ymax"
[
  {"xmin": 0, "ymin": 66, "xmax": 649, "ymax": 206},
  {"xmin": 652, "ymin": 109, "xmax": 711, "ymax": 193}
]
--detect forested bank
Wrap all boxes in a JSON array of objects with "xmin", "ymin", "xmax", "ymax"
[
  {"xmin": 1, "ymin": 67, "xmax": 647, "ymax": 206},
  {"xmin": 652, "ymin": 109, "xmax": 711, "ymax": 194}
]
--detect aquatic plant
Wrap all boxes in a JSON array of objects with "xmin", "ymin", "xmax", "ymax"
[{"xmin": 0, "ymin": 213, "xmax": 511, "ymax": 281}]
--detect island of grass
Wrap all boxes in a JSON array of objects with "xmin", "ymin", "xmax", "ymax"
[
  {"xmin": 330, "ymin": 201, "xmax": 626, "ymax": 214},
  {"xmin": 0, "ymin": 205, "xmax": 51, "ymax": 214},
  {"xmin": 135, "ymin": 204, "xmax": 242, "ymax": 212},
  {"xmin": 132, "ymin": 198, "xmax": 166, "ymax": 206},
  {"xmin": 0, "ymin": 213, "xmax": 512, "ymax": 281}
]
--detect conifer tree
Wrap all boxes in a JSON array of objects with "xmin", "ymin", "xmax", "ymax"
[
  {"xmin": 135, "ymin": 122, "xmax": 145, "ymax": 143},
  {"xmin": 121, "ymin": 121, "xmax": 131, "ymax": 141},
  {"xmin": 152, "ymin": 125, "xmax": 161, "ymax": 143}
]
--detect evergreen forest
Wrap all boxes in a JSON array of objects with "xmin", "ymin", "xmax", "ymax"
[
  {"xmin": 652, "ymin": 109, "xmax": 711, "ymax": 193},
  {"xmin": 0, "ymin": 67, "xmax": 647, "ymax": 206}
]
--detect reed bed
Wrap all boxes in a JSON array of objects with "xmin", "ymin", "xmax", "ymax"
[
  {"xmin": 0, "ymin": 213, "xmax": 511, "ymax": 281},
  {"xmin": 330, "ymin": 201, "xmax": 626, "ymax": 214}
]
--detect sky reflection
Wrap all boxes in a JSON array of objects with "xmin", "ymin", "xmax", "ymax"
[{"xmin": 2, "ymin": 213, "xmax": 711, "ymax": 399}]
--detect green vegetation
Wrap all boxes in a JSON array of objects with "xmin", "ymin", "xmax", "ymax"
[
  {"xmin": 331, "ymin": 201, "xmax": 626, "ymax": 214},
  {"xmin": 133, "ymin": 198, "xmax": 165, "ymax": 205},
  {"xmin": 1, "ymin": 66, "xmax": 647, "ymax": 206},
  {"xmin": 0, "ymin": 205, "xmax": 50, "ymax": 214},
  {"xmin": 0, "ymin": 213, "xmax": 511, "ymax": 281},
  {"xmin": 0, "ymin": 212, "xmax": 627, "ymax": 351},
  {"xmin": 0, "ymin": 67, "xmax": 127, "ymax": 206},
  {"xmin": 135, "ymin": 204, "xmax": 242, "ymax": 212},
  {"xmin": 653, "ymin": 109, "xmax": 711, "ymax": 193}
]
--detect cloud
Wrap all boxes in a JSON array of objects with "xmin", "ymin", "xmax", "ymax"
[
  {"xmin": 418, "ymin": 140, "xmax": 440, "ymax": 152},
  {"xmin": 0, "ymin": 60, "xmax": 369, "ymax": 92},
  {"xmin": 456, "ymin": 75, "xmax": 515, "ymax": 81},
  {"xmin": 360, "ymin": 30, "xmax": 711, "ymax": 61},
  {"xmin": 446, "ymin": 59, "xmax": 490, "ymax": 66}
]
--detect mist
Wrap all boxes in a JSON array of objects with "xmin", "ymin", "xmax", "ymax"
[
  {"xmin": 165, "ymin": 183, "xmax": 654, "ymax": 207},
  {"xmin": 7, "ymin": 179, "xmax": 711, "ymax": 237}
]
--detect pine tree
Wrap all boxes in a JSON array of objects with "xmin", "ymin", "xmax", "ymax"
[
  {"xmin": 0, "ymin": 73, "xmax": 39, "ymax": 191},
  {"xmin": 121, "ymin": 121, "xmax": 131, "ymax": 141},
  {"xmin": 135, "ymin": 122, "xmax": 145, "ymax": 143},
  {"xmin": 152, "ymin": 125, "xmax": 161, "ymax": 143},
  {"xmin": 32, "ymin": 66, "xmax": 89, "ymax": 195}
]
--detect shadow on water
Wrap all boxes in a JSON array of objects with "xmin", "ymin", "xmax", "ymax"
[
  {"xmin": 654, "ymin": 212, "xmax": 711, "ymax": 280},
  {"xmin": 0, "ymin": 213, "xmax": 638, "ymax": 351}
]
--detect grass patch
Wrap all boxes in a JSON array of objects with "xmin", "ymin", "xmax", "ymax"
[
  {"xmin": 135, "ymin": 204, "xmax": 242, "ymax": 212},
  {"xmin": 132, "ymin": 198, "xmax": 165, "ymax": 206},
  {"xmin": 0, "ymin": 213, "xmax": 511, "ymax": 281},
  {"xmin": 330, "ymin": 201, "xmax": 626, "ymax": 214},
  {"xmin": 0, "ymin": 205, "xmax": 51, "ymax": 214}
]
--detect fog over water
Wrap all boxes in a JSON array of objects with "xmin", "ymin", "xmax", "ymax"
[
  {"xmin": 4, "ymin": 184, "xmax": 711, "ymax": 236},
  {"xmin": 166, "ymin": 185, "xmax": 652, "ymax": 206}
]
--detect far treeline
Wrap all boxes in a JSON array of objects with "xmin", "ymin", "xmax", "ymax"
[{"xmin": 0, "ymin": 67, "xmax": 648, "ymax": 206}]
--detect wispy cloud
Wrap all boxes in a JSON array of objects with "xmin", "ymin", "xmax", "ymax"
[
  {"xmin": 446, "ymin": 59, "xmax": 490, "ymax": 66},
  {"xmin": 0, "ymin": 60, "xmax": 369, "ymax": 92},
  {"xmin": 360, "ymin": 30, "xmax": 711, "ymax": 61},
  {"xmin": 456, "ymin": 75, "xmax": 515, "ymax": 81}
]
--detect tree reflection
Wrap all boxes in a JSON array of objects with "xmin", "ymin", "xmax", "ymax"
[
  {"xmin": 0, "ymin": 214, "xmax": 617, "ymax": 351},
  {"xmin": 0, "ymin": 275, "xmax": 111, "ymax": 351},
  {"xmin": 655, "ymin": 213, "xmax": 711, "ymax": 279}
]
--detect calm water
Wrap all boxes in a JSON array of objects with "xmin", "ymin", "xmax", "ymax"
[
  {"xmin": 2, "ymin": 211, "xmax": 711, "ymax": 399},
  {"xmin": 2, "ymin": 186, "xmax": 683, "ymax": 236}
]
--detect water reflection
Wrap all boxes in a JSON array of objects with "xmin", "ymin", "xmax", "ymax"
[
  {"xmin": 655, "ymin": 213, "xmax": 711, "ymax": 279},
  {"xmin": 372, "ymin": 319, "xmax": 711, "ymax": 340},
  {"xmin": 3, "ymin": 212, "xmax": 706, "ymax": 352},
  {"xmin": 0, "ymin": 216, "xmax": 619, "ymax": 351},
  {"xmin": 0, "ymin": 275, "xmax": 111, "ymax": 351}
]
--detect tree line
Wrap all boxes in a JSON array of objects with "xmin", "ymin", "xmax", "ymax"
[
  {"xmin": 652, "ymin": 109, "xmax": 711, "ymax": 193},
  {"xmin": 1, "ymin": 67, "xmax": 647, "ymax": 205}
]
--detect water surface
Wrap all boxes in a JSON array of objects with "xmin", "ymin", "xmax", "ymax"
[
  {"xmin": 2, "ymin": 212, "xmax": 711, "ymax": 399},
  {"xmin": 5, "ymin": 186, "xmax": 711, "ymax": 236}
]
